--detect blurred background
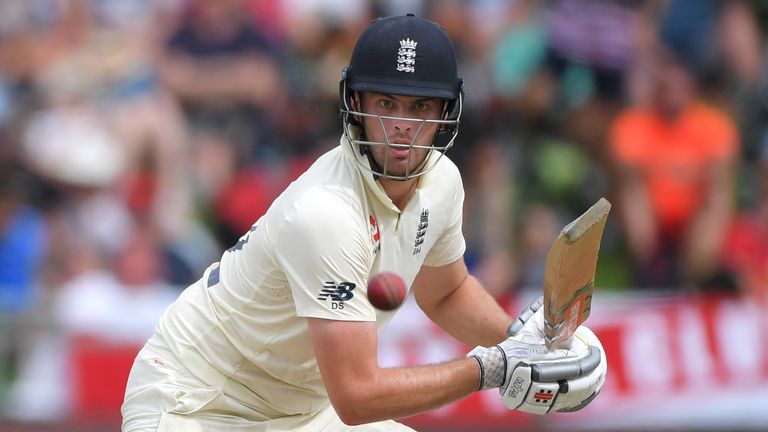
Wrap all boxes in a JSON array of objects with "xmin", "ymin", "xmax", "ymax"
[{"xmin": 1, "ymin": 0, "xmax": 767, "ymax": 431}]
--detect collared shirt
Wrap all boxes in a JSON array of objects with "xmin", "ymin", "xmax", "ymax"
[{"xmin": 155, "ymin": 136, "xmax": 466, "ymax": 417}]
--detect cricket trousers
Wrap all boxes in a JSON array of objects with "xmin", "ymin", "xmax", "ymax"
[{"xmin": 121, "ymin": 331, "xmax": 416, "ymax": 432}]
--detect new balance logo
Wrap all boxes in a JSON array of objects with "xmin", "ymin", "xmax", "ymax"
[{"xmin": 317, "ymin": 281, "xmax": 356, "ymax": 309}]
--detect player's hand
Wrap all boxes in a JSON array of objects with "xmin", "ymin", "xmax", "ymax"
[
  {"xmin": 507, "ymin": 295, "xmax": 543, "ymax": 337},
  {"xmin": 467, "ymin": 320, "xmax": 606, "ymax": 414}
]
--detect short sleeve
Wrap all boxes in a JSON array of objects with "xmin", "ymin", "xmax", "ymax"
[
  {"xmin": 423, "ymin": 166, "xmax": 466, "ymax": 267},
  {"xmin": 271, "ymin": 188, "xmax": 376, "ymax": 321}
]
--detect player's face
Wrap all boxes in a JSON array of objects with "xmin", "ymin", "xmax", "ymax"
[{"xmin": 358, "ymin": 92, "xmax": 445, "ymax": 178}]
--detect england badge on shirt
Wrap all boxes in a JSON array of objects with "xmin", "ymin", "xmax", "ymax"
[{"xmin": 369, "ymin": 214, "xmax": 381, "ymax": 255}]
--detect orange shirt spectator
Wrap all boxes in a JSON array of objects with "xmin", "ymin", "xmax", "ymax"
[
  {"xmin": 610, "ymin": 102, "xmax": 738, "ymax": 237},
  {"xmin": 609, "ymin": 38, "xmax": 739, "ymax": 289}
]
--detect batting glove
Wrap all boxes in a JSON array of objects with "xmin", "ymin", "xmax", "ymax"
[{"xmin": 467, "ymin": 298, "xmax": 606, "ymax": 414}]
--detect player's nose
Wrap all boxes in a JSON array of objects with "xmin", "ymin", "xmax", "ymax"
[
  {"xmin": 393, "ymin": 116, "xmax": 416, "ymax": 135},
  {"xmin": 393, "ymin": 123, "xmax": 410, "ymax": 134}
]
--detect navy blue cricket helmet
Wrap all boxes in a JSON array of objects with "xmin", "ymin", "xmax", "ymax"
[{"xmin": 340, "ymin": 14, "xmax": 464, "ymax": 180}]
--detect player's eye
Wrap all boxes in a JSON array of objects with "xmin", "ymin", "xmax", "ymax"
[
  {"xmin": 414, "ymin": 102, "xmax": 430, "ymax": 112},
  {"xmin": 378, "ymin": 99, "xmax": 394, "ymax": 109}
]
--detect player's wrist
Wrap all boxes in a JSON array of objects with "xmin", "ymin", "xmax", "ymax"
[
  {"xmin": 466, "ymin": 345, "xmax": 506, "ymax": 390},
  {"xmin": 466, "ymin": 354, "xmax": 483, "ymax": 391}
]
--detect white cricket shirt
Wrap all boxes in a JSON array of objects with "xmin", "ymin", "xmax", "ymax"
[{"xmin": 155, "ymin": 136, "xmax": 466, "ymax": 418}]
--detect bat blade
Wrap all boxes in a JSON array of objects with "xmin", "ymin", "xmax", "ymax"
[{"xmin": 543, "ymin": 197, "xmax": 611, "ymax": 350}]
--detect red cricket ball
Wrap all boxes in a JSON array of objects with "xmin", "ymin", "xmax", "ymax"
[{"xmin": 366, "ymin": 272, "xmax": 407, "ymax": 311}]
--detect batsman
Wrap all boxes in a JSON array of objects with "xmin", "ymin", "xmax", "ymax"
[{"xmin": 122, "ymin": 14, "xmax": 607, "ymax": 432}]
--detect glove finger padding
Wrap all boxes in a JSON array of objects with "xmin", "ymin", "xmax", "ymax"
[
  {"xmin": 551, "ymin": 325, "xmax": 607, "ymax": 413},
  {"xmin": 507, "ymin": 295, "xmax": 543, "ymax": 336},
  {"xmin": 500, "ymin": 325, "xmax": 606, "ymax": 415}
]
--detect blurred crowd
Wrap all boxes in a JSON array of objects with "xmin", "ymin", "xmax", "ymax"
[{"xmin": 2, "ymin": 0, "xmax": 768, "ymax": 423}]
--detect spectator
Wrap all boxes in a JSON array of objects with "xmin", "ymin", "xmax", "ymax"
[
  {"xmin": 6, "ymin": 220, "xmax": 179, "ymax": 421},
  {"xmin": 515, "ymin": 203, "xmax": 561, "ymax": 291},
  {"xmin": 0, "ymin": 167, "xmax": 48, "ymax": 409},
  {"xmin": 609, "ymin": 37, "xmax": 739, "ymax": 289},
  {"xmin": 488, "ymin": 0, "xmax": 549, "ymax": 125},
  {"xmin": 720, "ymin": 134, "xmax": 768, "ymax": 304},
  {"xmin": 158, "ymin": 0, "xmax": 285, "ymax": 162},
  {"xmin": 55, "ymin": 222, "xmax": 179, "ymax": 341},
  {"xmin": 0, "ymin": 169, "xmax": 47, "ymax": 315},
  {"xmin": 539, "ymin": 0, "xmax": 647, "ymax": 163},
  {"xmin": 721, "ymin": 190, "xmax": 768, "ymax": 303}
]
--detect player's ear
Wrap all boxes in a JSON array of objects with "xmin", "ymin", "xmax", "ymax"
[
  {"xmin": 351, "ymin": 92, "xmax": 361, "ymax": 112},
  {"xmin": 438, "ymin": 100, "xmax": 449, "ymax": 131},
  {"xmin": 348, "ymin": 92, "xmax": 365, "ymax": 141},
  {"xmin": 351, "ymin": 93, "xmax": 367, "ymax": 134}
]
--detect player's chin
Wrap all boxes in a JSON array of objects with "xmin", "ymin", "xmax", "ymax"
[
  {"xmin": 382, "ymin": 161, "xmax": 422, "ymax": 178},
  {"xmin": 380, "ymin": 167, "xmax": 410, "ymax": 179},
  {"xmin": 392, "ymin": 154, "xmax": 429, "ymax": 172}
]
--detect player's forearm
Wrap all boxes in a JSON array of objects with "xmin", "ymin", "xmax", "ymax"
[
  {"xmin": 423, "ymin": 275, "xmax": 511, "ymax": 347},
  {"xmin": 331, "ymin": 357, "xmax": 480, "ymax": 425}
]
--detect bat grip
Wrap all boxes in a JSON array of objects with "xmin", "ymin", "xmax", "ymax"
[{"xmin": 530, "ymin": 346, "xmax": 601, "ymax": 383}]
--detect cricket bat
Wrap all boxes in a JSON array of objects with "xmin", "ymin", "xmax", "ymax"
[{"xmin": 543, "ymin": 197, "xmax": 611, "ymax": 350}]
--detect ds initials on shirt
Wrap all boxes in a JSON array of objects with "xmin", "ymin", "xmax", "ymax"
[{"xmin": 317, "ymin": 281, "xmax": 356, "ymax": 309}]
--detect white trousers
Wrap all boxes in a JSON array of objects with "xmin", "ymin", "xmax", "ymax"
[{"xmin": 121, "ymin": 334, "xmax": 416, "ymax": 432}]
